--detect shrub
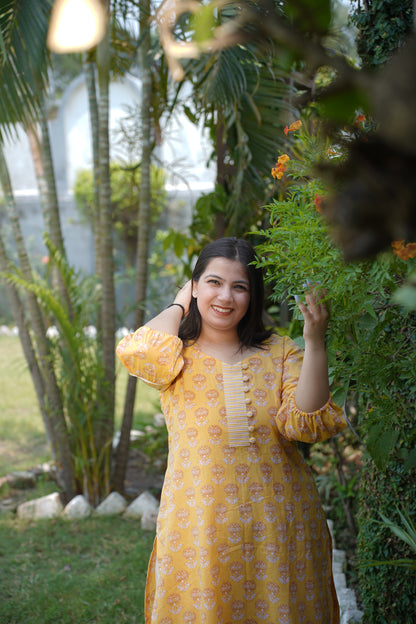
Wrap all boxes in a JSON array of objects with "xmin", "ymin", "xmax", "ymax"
[
  {"xmin": 256, "ymin": 119, "xmax": 416, "ymax": 619},
  {"xmin": 357, "ymin": 460, "xmax": 416, "ymax": 623}
]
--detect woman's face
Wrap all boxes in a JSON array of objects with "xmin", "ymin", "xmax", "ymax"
[{"xmin": 193, "ymin": 257, "xmax": 251, "ymax": 336}]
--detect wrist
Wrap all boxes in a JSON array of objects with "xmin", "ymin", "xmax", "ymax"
[
  {"xmin": 303, "ymin": 339, "xmax": 327, "ymax": 354},
  {"xmin": 166, "ymin": 302, "xmax": 185, "ymax": 319}
]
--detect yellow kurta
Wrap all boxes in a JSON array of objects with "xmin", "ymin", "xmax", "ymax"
[{"xmin": 116, "ymin": 327, "xmax": 347, "ymax": 624}]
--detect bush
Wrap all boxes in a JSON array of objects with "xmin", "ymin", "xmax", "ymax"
[
  {"xmin": 357, "ymin": 460, "xmax": 416, "ymax": 623},
  {"xmin": 256, "ymin": 119, "xmax": 416, "ymax": 618}
]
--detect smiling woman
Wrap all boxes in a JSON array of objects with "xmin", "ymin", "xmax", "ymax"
[
  {"xmin": 116, "ymin": 236, "xmax": 346, "ymax": 624},
  {"xmin": 178, "ymin": 237, "xmax": 272, "ymax": 356}
]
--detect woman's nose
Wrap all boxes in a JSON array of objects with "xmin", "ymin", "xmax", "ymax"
[{"xmin": 218, "ymin": 285, "xmax": 232, "ymax": 300}]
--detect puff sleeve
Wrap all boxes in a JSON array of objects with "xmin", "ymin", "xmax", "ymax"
[
  {"xmin": 116, "ymin": 326, "xmax": 184, "ymax": 391},
  {"xmin": 276, "ymin": 336, "xmax": 347, "ymax": 443}
]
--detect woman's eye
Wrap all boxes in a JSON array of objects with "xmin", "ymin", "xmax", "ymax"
[
  {"xmin": 208, "ymin": 279, "xmax": 220, "ymax": 286},
  {"xmin": 235, "ymin": 285, "xmax": 248, "ymax": 292}
]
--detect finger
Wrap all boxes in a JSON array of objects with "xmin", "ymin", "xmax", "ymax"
[
  {"xmin": 305, "ymin": 292, "xmax": 328, "ymax": 314},
  {"xmin": 297, "ymin": 300, "xmax": 313, "ymax": 322}
]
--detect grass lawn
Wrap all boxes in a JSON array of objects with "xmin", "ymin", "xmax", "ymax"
[
  {"xmin": 0, "ymin": 334, "xmax": 160, "ymax": 477},
  {"xmin": 0, "ymin": 334, "xmax": 161, "ymax": 623},
  {"xmin": 0, "ymin": 515, "xmax": 155, "ymax": 624}
]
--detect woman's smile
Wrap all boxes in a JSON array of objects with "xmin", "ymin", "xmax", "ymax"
[{"xmin": 212, "ymin": 304, "xmax": 233, "ymax": 315}]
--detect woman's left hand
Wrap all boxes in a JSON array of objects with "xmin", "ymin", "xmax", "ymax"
[{"xmin": 297, "ymin": 284, "xmax": 329, "ymax": 348}]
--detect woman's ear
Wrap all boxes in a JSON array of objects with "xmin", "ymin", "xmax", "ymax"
[{"xmin": 192, "ymin": 279, "xmax": 197, "ymax": 298}]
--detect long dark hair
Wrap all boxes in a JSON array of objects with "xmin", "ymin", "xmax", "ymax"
[{"xmin": 179, "ymin": 237, "xmax": 273, "ymax": 348}]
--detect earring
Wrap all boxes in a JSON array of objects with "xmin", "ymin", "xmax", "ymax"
[{"xmin": 193, "ymin": 291, "xmax": 197, "ymax": 297}]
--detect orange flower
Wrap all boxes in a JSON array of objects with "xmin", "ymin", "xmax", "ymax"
[
  {"xmin": 271, "ymin": 154, "xmax": 290, "ymax": 180},
  {"xmin": 284, "ymin": 120, "xmax": 302, "ymax": 135},
  {"xmin": 314, "ymin": 195, "xmax": 323, "ymax": 213},
  {"xmin": 271, "ymin": 164, "xmax": 286, "ymax": 180},
  {"xmin": 41, "ymin": 256, "xmax": 50, "ymax": 264},
  {"xmin": 392, "ymin": 240, "xmax": 416, "ymax": 260},
  {"xmin": 354, "ymin": 113, "xmax": 366, "ymax": 126}
]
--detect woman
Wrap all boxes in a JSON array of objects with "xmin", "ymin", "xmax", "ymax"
[{"xmin": 116, "ymin": 237, "xmax": 346, "ymax": 624}]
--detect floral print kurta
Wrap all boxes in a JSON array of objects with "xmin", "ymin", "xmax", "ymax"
[{"xmin": 116, "ymin": 327, "xmax": 347, "ymax": 624}]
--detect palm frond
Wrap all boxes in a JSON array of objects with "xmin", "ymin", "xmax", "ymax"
[{"xmin": 0, "ymin": 0, "xmax": 51, "ymax": 139}]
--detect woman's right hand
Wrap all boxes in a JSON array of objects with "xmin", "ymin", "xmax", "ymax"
[{"xmin": 174, "ymin": 280, "xmax": 193, "ymax": 316}]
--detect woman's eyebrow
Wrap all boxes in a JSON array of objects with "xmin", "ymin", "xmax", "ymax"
[{"xmin": 205, "ymin": 273, "xmax": 249, "ymax": 286}]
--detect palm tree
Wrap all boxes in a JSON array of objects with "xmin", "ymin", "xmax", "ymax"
[
  {"xmin": 0, "ymin": 143, "xmax": 77, "ymax": 500},
  {"xmin": 93, "ymin": 3, "xmax": 116, "ymax": 478},
  {"xmin": 0, "ymin": 0, "xmax": 50, "ymax": 137},
  {"xmin": 113, "ymin": 0, "xmax": 153, "ymax": 491},
  {"xmin": 171, "ymin": 2, "xmax": 297, "ymax": 240}
]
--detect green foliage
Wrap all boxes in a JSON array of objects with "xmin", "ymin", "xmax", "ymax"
[
  {"xmin": 367, "ymin": 506, "xmax": 416, "ymax": 570},
  {"xmin": 74, "ymin": 162, "xmax": 167, "ymax": 266},
  {"xmin": 176, "ymin": 2, "xmax": 297, "ymax": 238},
  {"xmin": 357, "ymin": 460, "xmax": 416, "ymax": 623},
  {"xmin": 1, "ymin": 236, "xmax": 110, "ymax": 503},
  {"xmin": 256, "ymin": 122, "xmax": 416, "ymax": 473},
  {"xmin": 256, "ymin": 120, "xmax": 416, "ymax": 620},
  {"xmin": 159, "ymin": 185, "xmax": 232, "ymax": 282},
  {"xmin": 0, "ymin": 0, "xmax": 51, "ymax": 139},
  {"xmin": 309, "ymin": 433, "xmax": 360, "ymax": 547},
  {"xmin": 350, "ymin": 0, "xmax": 413, "ymax": 69}
]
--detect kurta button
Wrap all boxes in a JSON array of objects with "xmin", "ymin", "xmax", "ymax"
[
  {"xmin": 245, "ymin": 397, "xmax": 251, "ymax": 404},
  {"xmin": 248, "ymin": 425, "xmax": 255, "ymax": 432},
  {"xmin": 249, "ymin": 437, "xmax": 256, "ymax": 444},
  {"xmin": 247, "ymin": 411, "xmax": 253, "ymax": 418},
  {"xmin": 244, "ymin": 387, "xmax": 250, "ymax": 393},
  {"xmin": 243, "ymin": 376, "xmax": 249, "ymax": 382},
  {"xmin": 242, "ymin": 363, "xmax": 249, "ymax": 370}
]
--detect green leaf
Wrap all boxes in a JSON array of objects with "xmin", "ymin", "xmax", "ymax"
[
  {"xmin": 363, "ymin": 301, "xmax": 378, "ymax": 320},
  {"xmin": 331, "ymin": 384, "xmax": 348, "ymax": 407},
  {"xmin": 379, "ymin": 509, "xmax": 416, "ymax": 553},
  {"xmin": 366, "ymin": 424, "xmax": 399, "ymax": 471},
  {"xmin": 403, "ymin": 447, "xmax": 416, "ymax": 472},
  {"xmin": 174, "ymin": 235, "xmax": 185, "ymax": 258},
  {"xmin": 357, "ymin": 312, "xmax": 378, "ymax": 331}
]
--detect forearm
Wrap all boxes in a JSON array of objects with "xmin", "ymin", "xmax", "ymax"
[
  {"xmin": 145, "ymin": 304, "xmax": 184, "ymax": 336},
  {"xmin": 295, "ymin": 344, "xmax": 330, "ymax": 412}
]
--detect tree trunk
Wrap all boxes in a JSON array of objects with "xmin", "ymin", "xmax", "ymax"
[
  {"xmin": 27, "ymin": 99, "xmax": 72, "ymax": 318},
  {"xmin": 113, "ymin": 0, "xmax": 153, "ymax": 492},
  {"xmin": 0, "ymin": 143, "xmax": 76, "ymax": 501},
  {"xmin": 37, "ymin": 101, "xmax": 66, "ymax": 255},
  {"xmin": 83, "ymin": 52, "xmax": 102, "ymax": 277},
  {"xmin": 95, "ymin": 5, "xmax": 115, "ymax": 487},
  {"xmin": 215, "ymin": 117, "xmax": 227, "ymax": 238}
]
